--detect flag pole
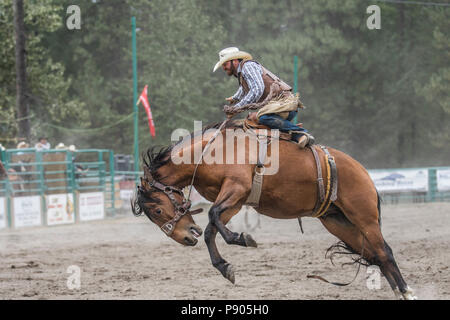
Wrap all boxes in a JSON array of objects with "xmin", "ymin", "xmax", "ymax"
[
  {"xmin": 132, "ymin": 17, "xmax": 139, "ymax": 179},
  {"xmin": 293, "ymin": 55, "xmax": 298, "ymax": 124}
]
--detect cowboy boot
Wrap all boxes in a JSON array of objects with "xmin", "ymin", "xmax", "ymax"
[
  {"xmin": 305, "ymin": 133, "xmax": 315, "ymax": 147},
  {"xmin": 296, "ymin": 133, "xmax": 315, "ymax": 149}
]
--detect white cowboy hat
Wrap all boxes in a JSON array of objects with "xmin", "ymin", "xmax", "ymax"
[
  {"xmin": 55, "ymin": 142, "xmax": 66, "ymax": 149},
  {"xmin": 68, "ymin": 145, "xmax": 77, "ymax": 152},
  {"xmin": 212, "ymin": 47, "xmax": 253, "ymax": 72},
  {"xmin": 17, "ymin": 141, "xmax": 30, "ymax": 149}
]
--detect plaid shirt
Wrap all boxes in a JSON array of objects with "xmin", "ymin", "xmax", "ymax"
[{"xmin": 231, "ymin": 61, "xmax": 265, "ymax": 109}]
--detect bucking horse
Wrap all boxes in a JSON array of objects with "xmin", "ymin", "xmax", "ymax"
[{"xmin": 132, "ymin": 119, "xmax": 417, "ymax": 300}]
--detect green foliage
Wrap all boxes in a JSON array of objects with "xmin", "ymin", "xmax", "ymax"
[
  {"xmin": 1, "ymin": 0, "xmax": 448, "ymax": 168},
  {"xmin": 0, "ymin": 0, "xmax": 85, "ymax": 144}
]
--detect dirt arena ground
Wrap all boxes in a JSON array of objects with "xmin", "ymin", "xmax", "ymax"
[{"xmin": 0, "ymin": 202, "xmax": 449, "ymax": 300}]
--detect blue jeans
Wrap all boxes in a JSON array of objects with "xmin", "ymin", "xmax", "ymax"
[{"xmin": 258, "ymin": 111, "xmax": 307, "ymax": 142}]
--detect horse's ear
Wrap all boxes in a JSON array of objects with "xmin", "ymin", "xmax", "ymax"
[{"xmin": 141, "ymin": 177, "xmax": 150, "ymax": 190}]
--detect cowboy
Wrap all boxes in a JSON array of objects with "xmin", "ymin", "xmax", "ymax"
[{"xmin": 213, "ymin": 47, "xmax": 314, "ymax": 148}]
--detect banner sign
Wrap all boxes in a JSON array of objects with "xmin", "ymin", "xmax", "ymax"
[
  {"xmin": 120, "ymin": 189, "xmax": 134, "ymax": 201},
  {"xmin": 13, "ymin": 196, "xmax": 42, "ymax": 228},
  {"xmin": 79, "ymin": 192, "xmax": 105, "ymax": 221},
  {"xmin": 437, "ymin": 169, "xmax": 450, "ymax": 192},
  {"xmin": 369, "ymin": 169, "xmax": 428, "ymax": 192},
  {"xmin": 46, "ymin": 193, "xmax": 75, "ymax": 226},
  {"xmin": 0, "ymin": 197, "xmax": 6, "ymax": 229}
]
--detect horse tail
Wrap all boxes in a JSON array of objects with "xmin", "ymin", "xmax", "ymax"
[{"xmin": 377, "ymin": 189, "xmax": 382, "ymax": 228}]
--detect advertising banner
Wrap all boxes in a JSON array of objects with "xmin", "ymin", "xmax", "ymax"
[
  {"xmin": 120, "ymin": 189, "xmax": 134, "ymax": 201},
  {"xmin": 13, "ymin": 196, "xmax": 42, "ymax": 228},
  {"xmin": 437, "ymin": 169, "xmax": 450, "ymax": 192},
  {"xmin": 0, "ymin": 197, "xmax": 6, "ymax": 229},
  {"xmin": 369, "ymin": 169, "xmax": 428, "ymax": 192},
  {"xmin": 79, "ymin": 192, "xmax": 104, "ymax": 221},
  {"xmin": 46, "ymin": 193, "xmax": 75, "ymax": 226}
]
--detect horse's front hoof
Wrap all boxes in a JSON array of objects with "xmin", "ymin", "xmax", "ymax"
[
  {"xmin": 242, "ymin": 233, "xmax": 258, "ymax": 248},
  {"xmin": 224, "ymin": 263, "xmax": 235, "ymax": 284}
]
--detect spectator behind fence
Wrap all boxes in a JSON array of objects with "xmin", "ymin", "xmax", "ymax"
[
  {"xmin": 35, "ymin": 137, "xmax": 51, "ymax": 151},
  {"xmin": 55, "ymin": 142, "xmax": 66, "ymax": 150},
  {"xmin": 56, "ymin": 143, "xmax": 86, "ymax": 176},
  {"xmin": 16, "ymin": 141, "xmax": 30, "ymax": 155},
  {"xmin": 16, "ymin": 141, "xmax": 29, "ymax": 149}
]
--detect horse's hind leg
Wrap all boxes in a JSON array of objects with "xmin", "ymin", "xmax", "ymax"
[
  {"xmin": 333, "ymin": 197, "xmax": 417, "ymax": 300},
  {"xmin": 319, "ymin": 211, "xmax": 393, "ymax": 283}
]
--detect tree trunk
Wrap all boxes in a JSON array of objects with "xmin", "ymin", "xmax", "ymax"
[{"xmin": 13, "ymin": 0, "xmax": 30, "ymax": 143}]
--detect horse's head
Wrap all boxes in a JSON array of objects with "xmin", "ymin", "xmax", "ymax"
[{"xmin": 132, "ymin": 148, "xmax": 203, "ymax": 246}]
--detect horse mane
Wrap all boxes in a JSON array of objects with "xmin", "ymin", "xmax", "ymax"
[{"xmin": 143, "ymin": 145, "xmax": 173, "ymax": 177}]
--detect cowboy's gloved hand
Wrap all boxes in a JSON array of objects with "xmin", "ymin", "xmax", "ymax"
[{"xmin": 225, "ymin": 97, "xmax": 235, "ymax": 105}]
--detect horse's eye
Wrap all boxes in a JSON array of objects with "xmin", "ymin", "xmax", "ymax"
[{"xmin": 155, "ymin": 208, "xmax": 162, "ymax": 215}]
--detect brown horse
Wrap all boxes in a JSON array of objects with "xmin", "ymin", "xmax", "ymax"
[{"xmin": 132, "ymin": 120, "xmax": 417, "ymax": 300}]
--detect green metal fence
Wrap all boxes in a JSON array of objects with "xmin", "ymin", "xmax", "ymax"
[{"xmin": 0, "ymin": 147, "xmax": 142, "ymax": 229}]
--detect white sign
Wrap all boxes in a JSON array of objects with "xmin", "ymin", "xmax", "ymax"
[
  {"xmin": 120, "ymin": 189, "xmax": 134, "ymax": 201},
  {"xmin": 369, "ymin": 169, "xmax": 428, "ymax": 192},
  {"xmin": 13, "ymin": 196, "xmax": 42, "ymax": 228},
  {"xmin": 0, "ymin": 197, "xmax": 6, "ymax": 229},
  {"xmin": 437, "ymin": 169, "xmax": 450, "ymax": 192},
  {"xmin": 79, "ymin": 192, "xmax": 104, "ymax": 221},
  {"xmin": 46, "ymin": 193, "xmax": 75, "ymax": 226}
]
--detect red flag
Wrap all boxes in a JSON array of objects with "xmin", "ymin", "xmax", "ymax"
[{"xmin": 136, "ymin": 85, "xmax": 156, "ymax": 137}]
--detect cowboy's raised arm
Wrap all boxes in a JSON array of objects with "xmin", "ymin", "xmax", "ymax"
[{"xmin": 231, "ymin": 86, "xmax": 244, "ymax": 103}]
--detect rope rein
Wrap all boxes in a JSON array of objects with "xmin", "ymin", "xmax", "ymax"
[{"xmin": 186, "ymin": 118, "xmax": 231, "ymax": 201}]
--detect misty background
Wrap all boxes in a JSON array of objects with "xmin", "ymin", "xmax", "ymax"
[{"xmin": 0, "ymin": 0, "xmax": 448, "ymax": 169}]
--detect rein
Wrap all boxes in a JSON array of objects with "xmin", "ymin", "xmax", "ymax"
[{"xmin": 186, "ymin": 117, "xmax": 231, "ymax": 201}]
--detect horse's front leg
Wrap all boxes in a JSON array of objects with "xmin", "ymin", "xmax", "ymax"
[
  {"xmin": 204, "ymin": 222, "xmax": 236, "ymax": 283},
  {"xmin": 208, "ymin": 178, "xmax": 257, "ymax": 248},
  {"xmin": 208, "ymin": 203, "xmax": 257, "ymax": 248},
  {"xmin": 204, "ymin": 179, "xmax": 257, "ymax": 284}
]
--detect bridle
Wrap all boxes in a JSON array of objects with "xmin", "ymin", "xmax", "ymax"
[{"xmin": 147, "ymin": 180, "xmax": 200, "ymax": 236}]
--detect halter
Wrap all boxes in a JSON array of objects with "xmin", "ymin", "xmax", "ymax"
[{"xmin": 148, "ymin": 180, "xmax": 193, "ymax": 236}]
